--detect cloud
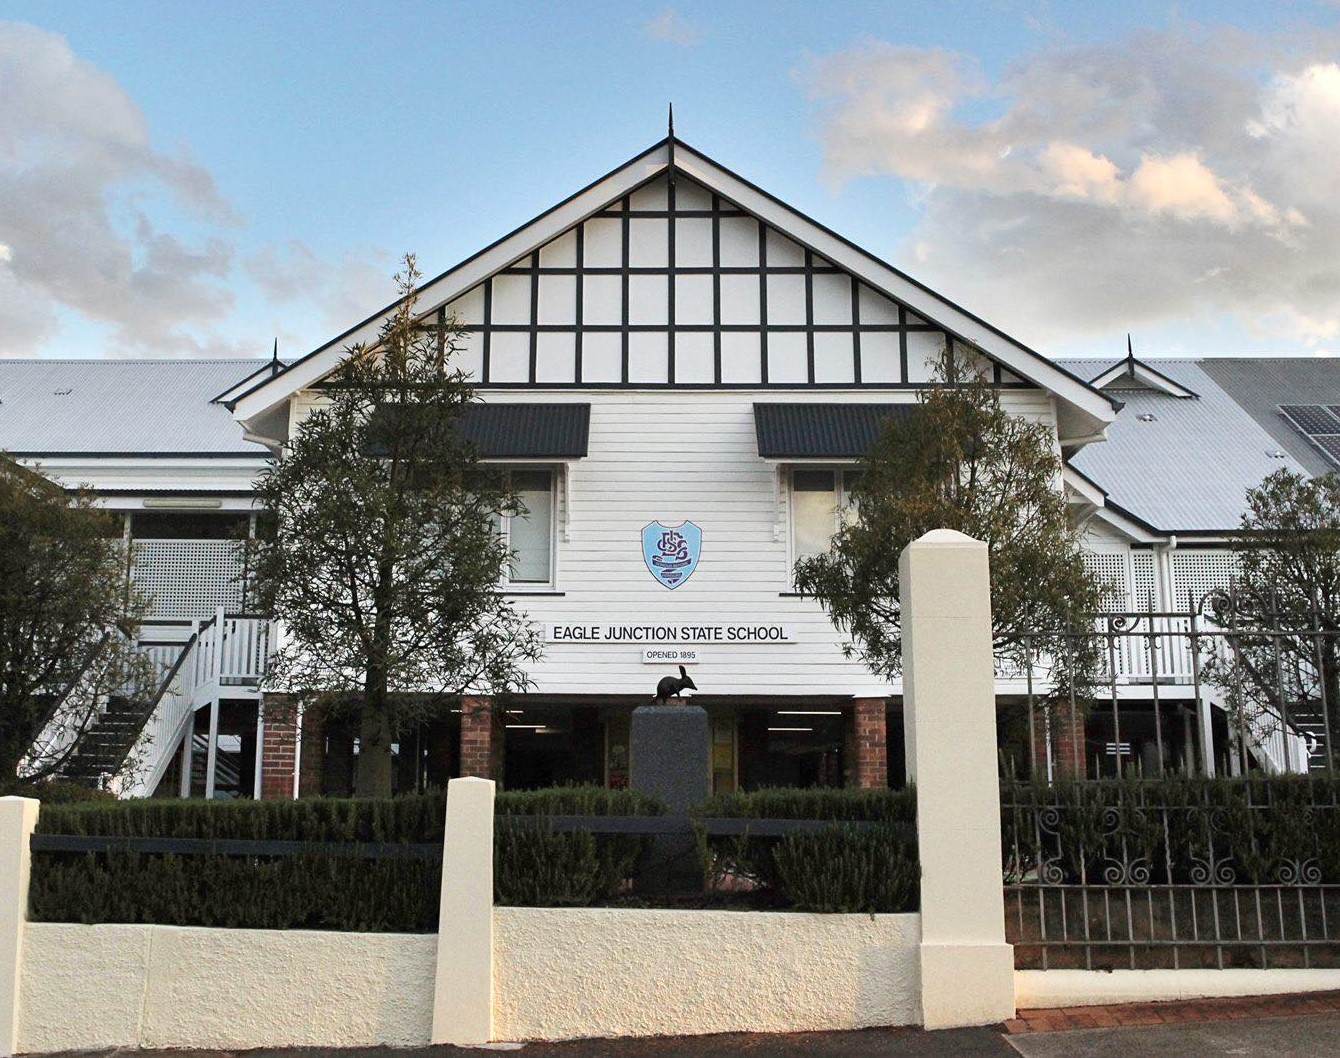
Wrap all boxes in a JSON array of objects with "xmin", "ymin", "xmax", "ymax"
[
  {"xmin": 644, "ymin": 9, "xmax": 702, "ymax": 46},
  {"xmin": 803, "ymin": 28, "xmax": 1340, "ymax": 350},
  {"xmin": 247, "ymin": 240, "xmax": 394, "ymax": 335},
  {"xmin": 0, "ymin": 21, "xmax": 238, "ymax": 357}
]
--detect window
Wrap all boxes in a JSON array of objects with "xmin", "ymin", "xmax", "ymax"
[
  {"xmin": 500, "ymin": 469, "xmax": 555, "ymax": 585},
  {"xmin": 790, "ymin": 469, "xmax": 859, "ymax": 565}
]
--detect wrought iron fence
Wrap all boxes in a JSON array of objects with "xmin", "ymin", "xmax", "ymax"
[
  {"xmin": 1002, "ymin": 777, "xmax": 1340, "ymax": 969},
  {"xmin": 999, "ymin": 591, "xmax": 1340, "ymax": 780}
]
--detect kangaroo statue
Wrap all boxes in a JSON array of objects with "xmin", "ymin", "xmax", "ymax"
[{"xmin": 654, "ymin": 665, "xmax": 698, "ymax": 705}]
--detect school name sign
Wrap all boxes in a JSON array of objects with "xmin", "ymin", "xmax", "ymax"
[{"xmin": 546, "ymin": 623, "xmax": 794, "ymax": 644}]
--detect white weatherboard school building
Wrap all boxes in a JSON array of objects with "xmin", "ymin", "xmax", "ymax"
[{"xmin": 5, "ymin": 134, "xmax": 1339, "ymax": 798}]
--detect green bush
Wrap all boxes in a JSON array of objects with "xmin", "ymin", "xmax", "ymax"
[
  {"xmin": 31, "ymin": 787, "xmax": 665, "ymax": 927},
  {"xmin": 22, "ymin": 780, "xmax": 117, "ymax": 804},
  {"xmin": 494, "ymin": 786, "xmax": 663, "ymax": 907},
  {"xmin": 31, "ymin": 794, "xmax": 450, "ymax": 931},
  {"xmin": 696, "ymin": 787, "xmax": 919, "ymax": 912},
  {"xmin": 772, "ymin": 825, "xmax": 918, "ymax": 913}
]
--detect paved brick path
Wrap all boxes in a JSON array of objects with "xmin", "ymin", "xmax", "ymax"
[{"xmin": 1005, "ymin": 988, "xmax": 1340, "ymax": 1033}]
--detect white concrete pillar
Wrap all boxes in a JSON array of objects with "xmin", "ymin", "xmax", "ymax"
[
  {"xmin": 0, "ymin": 798, "xmax": 39, "ymax": 1058},
  {"xmin": 899, "ymin": 530, "xmax": 1014, "ymax": 1029},
  {"xmin": 432, "ymin": 776, "xmax": 495, "ymax": 1046}
]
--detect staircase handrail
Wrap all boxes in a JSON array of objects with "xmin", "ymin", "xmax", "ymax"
[
  {"xmin": 102, "ymin": 631, "xmax": 202, "ymax": 783},
  {"xmin": 28, "ymin": 630, "xmax": 113, "ymax": 752}
]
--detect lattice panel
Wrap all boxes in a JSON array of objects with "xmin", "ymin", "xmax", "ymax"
[
  {"xmin": 1131, "ymin": 551, "xmax": 1157, "ymax": 610},
  {"xmin": 1171, "ymin": 550, "xmax": 1239, "ymax": 610},
  {"xmin": 132, "ymin": 540, "xmax": 244, "ymax": 620},
  {"xmin": 1083, "ymin": 551, "xmax": 1129, "ymax": 610}
]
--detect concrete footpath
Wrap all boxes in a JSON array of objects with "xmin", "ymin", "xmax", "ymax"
[{"xmin": 30, "ymin": 993, "xmax": 1340, "ymax": 1057}]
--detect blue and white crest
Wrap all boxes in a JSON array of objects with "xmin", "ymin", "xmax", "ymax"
[{"xmin": 641, "ymin": 521, "xmax": 702, "ymax": 590}]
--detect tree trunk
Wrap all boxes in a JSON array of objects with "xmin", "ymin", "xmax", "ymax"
[{"xmin": 356, "ymin": 658, "xmax": 394, "ymax": 798}]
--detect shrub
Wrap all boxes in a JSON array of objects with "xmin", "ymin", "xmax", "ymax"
[
  {"xmin": 494, "ymin": 785, "xmax": 663, "ymax": 907},
  {"xmin": 696, "ymin": 787, "xmax": 918, "ymax": 912}
]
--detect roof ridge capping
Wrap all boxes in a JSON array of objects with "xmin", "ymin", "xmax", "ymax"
[{"xmin": 227, "ymin": 136, "xmax": 1118, "ymax": 444}]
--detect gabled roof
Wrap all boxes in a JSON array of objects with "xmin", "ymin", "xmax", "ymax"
[
  {"xmin": 229, "ymin": 137, "xmax": 1118, "ymax": 442},
  {"xmin": 0, "ymin": 359, "xmax": 272, "ymax": 457},
  {"xmin": 1089, "ymin": 353, "xmax": 1198, "ymax": 399},
  {"xmin": 1061, "ymin": 358, "xmax": 1308, "ymax": 535}
]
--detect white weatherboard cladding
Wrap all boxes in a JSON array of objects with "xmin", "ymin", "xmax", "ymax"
[{"xmin": 485, "ymin": 387, "xmax": 1057, "ymax": 697}]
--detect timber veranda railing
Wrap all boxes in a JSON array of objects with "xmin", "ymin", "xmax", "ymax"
[
  {"xmin": 998, "ymin": 589, "xmax": 1340, "ymax": 780},
  {"xmin": 1002, "ymin": 777, "xmax": 1340, "ymax": 970}
]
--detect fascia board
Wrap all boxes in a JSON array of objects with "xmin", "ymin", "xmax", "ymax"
[
  {"xmin": 1088, "ymin": 503, "xmax": 1164, "ymax": 544},
  {"xmin": 232, "ymin": 145, "xmax": 673, "ymax": 424}
]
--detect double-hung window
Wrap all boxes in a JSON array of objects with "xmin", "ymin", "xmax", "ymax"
[
  {"xmin": 500, "ymin": 469, "xmax": 556, "ymax": 586},
  {"xmin": 790, "ymin": 468, "xmax": 859, "ymax": 566}
]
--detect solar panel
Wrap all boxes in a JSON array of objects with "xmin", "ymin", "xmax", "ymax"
[
  {"xmin": 1280, "ymin": 404, "xmax": 1340, "ymax": 435},
  {"xmin": 1311, "ymin": 435, "xmax": 1340, "ymax": 465}
]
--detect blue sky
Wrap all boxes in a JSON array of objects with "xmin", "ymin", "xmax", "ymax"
[{"xmin": 2, "ymin": 1, "xmax": 1339, "ymax": 362}]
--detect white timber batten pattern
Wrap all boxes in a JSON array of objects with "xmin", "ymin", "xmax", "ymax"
[{"xmin": 229, "ymin": 139, "xmax": 1117, "ymax": 442}]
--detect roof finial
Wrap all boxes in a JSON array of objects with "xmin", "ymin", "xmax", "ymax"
[
  {"xmin": 271, "ymin": 337, "xmax": 280, "ymax": 376},
  {"xmin": 668, "ymin": 102, "xmax": 675, "ymax": 139}
]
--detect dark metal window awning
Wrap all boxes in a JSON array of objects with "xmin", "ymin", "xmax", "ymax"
[
  {"xmin": 367, "ymin": 403, "xmax": 590, "ymax": 458},
  {"xmin": 753, "ymin": 403, "xmax": 914, "ymax": 459},
  {"xmin": 462, "ymin": 403, "xmax": 590, "ymax": 458}
]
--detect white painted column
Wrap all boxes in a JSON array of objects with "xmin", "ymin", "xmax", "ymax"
[
  {"xmin": 0, "ymin": 798, "xmax": 38, "ymax": 1058},
  {"xmin": 432, "ymin": 776, "xmax": 495, "ymax": 1046},
  {"xmin": 899, "ymin": 530, "xmax": 1014, "ymax": 1029}
]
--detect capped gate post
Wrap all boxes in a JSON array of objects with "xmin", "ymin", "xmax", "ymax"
[{"xmin": 899, "ymin": 530, "xmax": 1014, "ymax": 1028}]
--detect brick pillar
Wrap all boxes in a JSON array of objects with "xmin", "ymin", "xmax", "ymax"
[
  {"xmin": 258, "ymin": 693, "xmax": 298, "ymax": 800},
  {"xmin": 459, "ymin": 696, "xmax": 499, "ymax": 779},
  {"xmin": 1034, "ymin": 700, "xmax": 1086, "ymax": 779},
  {"xmin": 851, "ymin": 697, "xmax": 888, "ymax": 789},
  {"xmin": 298, "ymin": 710, "xmax": 325, "ymax": 797}
]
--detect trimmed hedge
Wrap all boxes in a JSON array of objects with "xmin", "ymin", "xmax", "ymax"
[
  {"xmin": 494, "ymin": 786, "xmax": 664, "ymax": 908},
  {"xmin": 696, "ymin": 787, "xmax": 919, "ymax": 913},
  {"xmin": 31, "ymin": 787, "xmax": 664, "ymax": 929}
]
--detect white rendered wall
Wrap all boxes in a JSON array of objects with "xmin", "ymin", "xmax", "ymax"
[
  {"xmin": 18, "ymin": 923, "xmax": 436, "ymax": 1052},
  {"xmin": 494, "ymin": 907, "xmax": 921, "ymax": 1039}
]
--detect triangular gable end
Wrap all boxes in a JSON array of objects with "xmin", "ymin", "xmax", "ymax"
[{"xmin": 230, "ymin": 138, "xmax": 1117, "ymax": 443}]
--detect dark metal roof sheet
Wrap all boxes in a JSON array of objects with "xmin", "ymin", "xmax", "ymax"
[
  {"xmin": 463, "ymin": 402, "xmax": 590, "ymax": 457},
  {"xmin": 368, "ymin": 402, "xmax": 590, "ymax": 458},
  {"xmin": 754, "ymin": 403, "xmax": 913, "ymax": 458}
]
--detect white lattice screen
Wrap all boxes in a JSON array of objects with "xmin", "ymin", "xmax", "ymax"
[
  {"xmin": 132, "ymin": 540, "xmax": 244, "ymax": 620},
  {"xmin": 1083, "ymin": 551, "xmax": 1130, "ymax": 609},
  {"xmin": 1171, "ymin": 550, "xmax": 1239, "ymax": 610},
  {"xmin": 1131, "ymin": 552, "xmax": 1157, "ymax": 610}
]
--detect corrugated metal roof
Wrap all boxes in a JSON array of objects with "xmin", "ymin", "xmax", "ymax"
[
  {"xmin": 1060, "ymin": 359, "xmax": 1311, "ymax": 532},
  {"xmin": 0, "ymin": 359, "xmax": 272, "ymax": 456},
  {"xmin": 754, "ymin": 403, "xmax": 913, "ymax": 458},
  {"xmin": 463, "ymin": 403, "xmax": 590, "ymax": 457},
  {"xmin": 1197, "ymin": 358, "xmax": 1339, "ymax": 478}
]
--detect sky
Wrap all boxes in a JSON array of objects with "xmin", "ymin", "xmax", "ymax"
[{"xmin": 2, "ymin": 1, "xmax": 1339, "ymax": 363}]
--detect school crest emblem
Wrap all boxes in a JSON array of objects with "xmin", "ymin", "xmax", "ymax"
[{"xmin": 641, "ymin": 521, "xmax": 702, "ymax": 590}]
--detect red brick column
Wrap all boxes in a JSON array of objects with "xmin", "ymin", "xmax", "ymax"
[
  {"xmin": 1033, "ymin": 700, "xmax": 1086, "ymax": 779},
  {"xmin": 851, "ymin": 697, "xmax": 888, "ymax": 789},
  {"xmin": 259, "ymin": 695, "xmax": 299, "ymax": 800},
  {"xmin": 298, "ymin": 710, "xmax": 325, "ymax": 797},
  {"xmin": 459, "ymin": 696, "xmax": 499, "ymax": 779}
]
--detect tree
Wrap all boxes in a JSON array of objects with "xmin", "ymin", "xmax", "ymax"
[
  {"xmin": 0, "ymin": 455, "xmax": 151, "ymax": 790},
  {"xmin": 794, "ymin": 351, "xmax": 1102, "ymax": 706},
  {"xmin": 1207, "ymin": 468, "xmax": 1340, "ymax": 771},
  {"xmin": 250, "ymin": 255, "xmax": 542, "ymax": 797}
]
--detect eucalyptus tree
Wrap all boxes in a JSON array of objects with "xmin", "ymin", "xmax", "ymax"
[
  {"xmin": 0, "ymin": 455, "xmax": 151, "ymax": 789},
  {"xmin": 794, "ymin": 350, "xmax": 1103, "ymax": 719},
  {"xmin": 250, "ymin": 256, "xmax": 541, "ymax": 797}
]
